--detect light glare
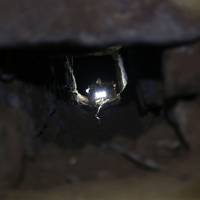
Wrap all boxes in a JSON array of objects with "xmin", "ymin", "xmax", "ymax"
[
  {"xmin": 86, "ymin": 88, "xmax": 90, "ymax": 94},
  {"xmin": 95, "ymin": 90, "xmax": 107, "ymax": 99}
]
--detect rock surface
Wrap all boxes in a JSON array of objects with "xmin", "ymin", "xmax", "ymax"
[
  {"xmin": 0, "ymin": 0, "xmax": 200, "ymax": 47},
  {"xmin": 163, "ymin": 42, "xmax": 200, "ymax": 97},
  {"xmin": 0, "ymin": 105, "xmax": 33, "ymax": 189}
]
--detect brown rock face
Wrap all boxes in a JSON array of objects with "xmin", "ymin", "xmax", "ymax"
[
  {"xmin": 0, "ymin": 0, "xmax": 199, "ymax": 47},
  {"xmin": 163, "ymin": 42, "xmax": 200, "ymax": 98},
  {"xmin": 0, "ymin": 106, "xmax": 32, "ymax": 189}
]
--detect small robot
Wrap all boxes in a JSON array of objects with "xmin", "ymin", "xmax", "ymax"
[{"xmin": 65, "ymin": 51, "xmax": 128, "ymax": 119}]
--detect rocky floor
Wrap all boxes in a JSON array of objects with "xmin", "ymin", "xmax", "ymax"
[{"xmin": 1, "ymin": 90, "xmax": 200, "ymax": 199}]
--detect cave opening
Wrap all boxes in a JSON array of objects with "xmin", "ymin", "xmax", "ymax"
[{"xmin": 1, "ymin": 43, "xmax": 198, "ymax": 196}]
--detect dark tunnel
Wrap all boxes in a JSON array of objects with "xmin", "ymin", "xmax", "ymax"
[{"xmin": 0, "ymin": 43, "xmax": 200, "ymax": 199}]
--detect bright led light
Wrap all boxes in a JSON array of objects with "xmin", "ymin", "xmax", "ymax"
[
  {"xmin": 86, "ymin": 88, "xmax": 90, "ymax": 94},
  {"xmin": 95, "ymin": 90, "xmax": 107, "ymax": 99}
]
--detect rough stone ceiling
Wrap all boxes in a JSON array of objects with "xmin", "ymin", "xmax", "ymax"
[{"xmin": 0, "ymin": 0, "xmax": 200, "ymax": 47}]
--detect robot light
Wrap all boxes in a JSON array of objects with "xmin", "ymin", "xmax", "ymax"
[{"xmin": 94, "ymin": 90, "xmax": 107, "ymax": 99}]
